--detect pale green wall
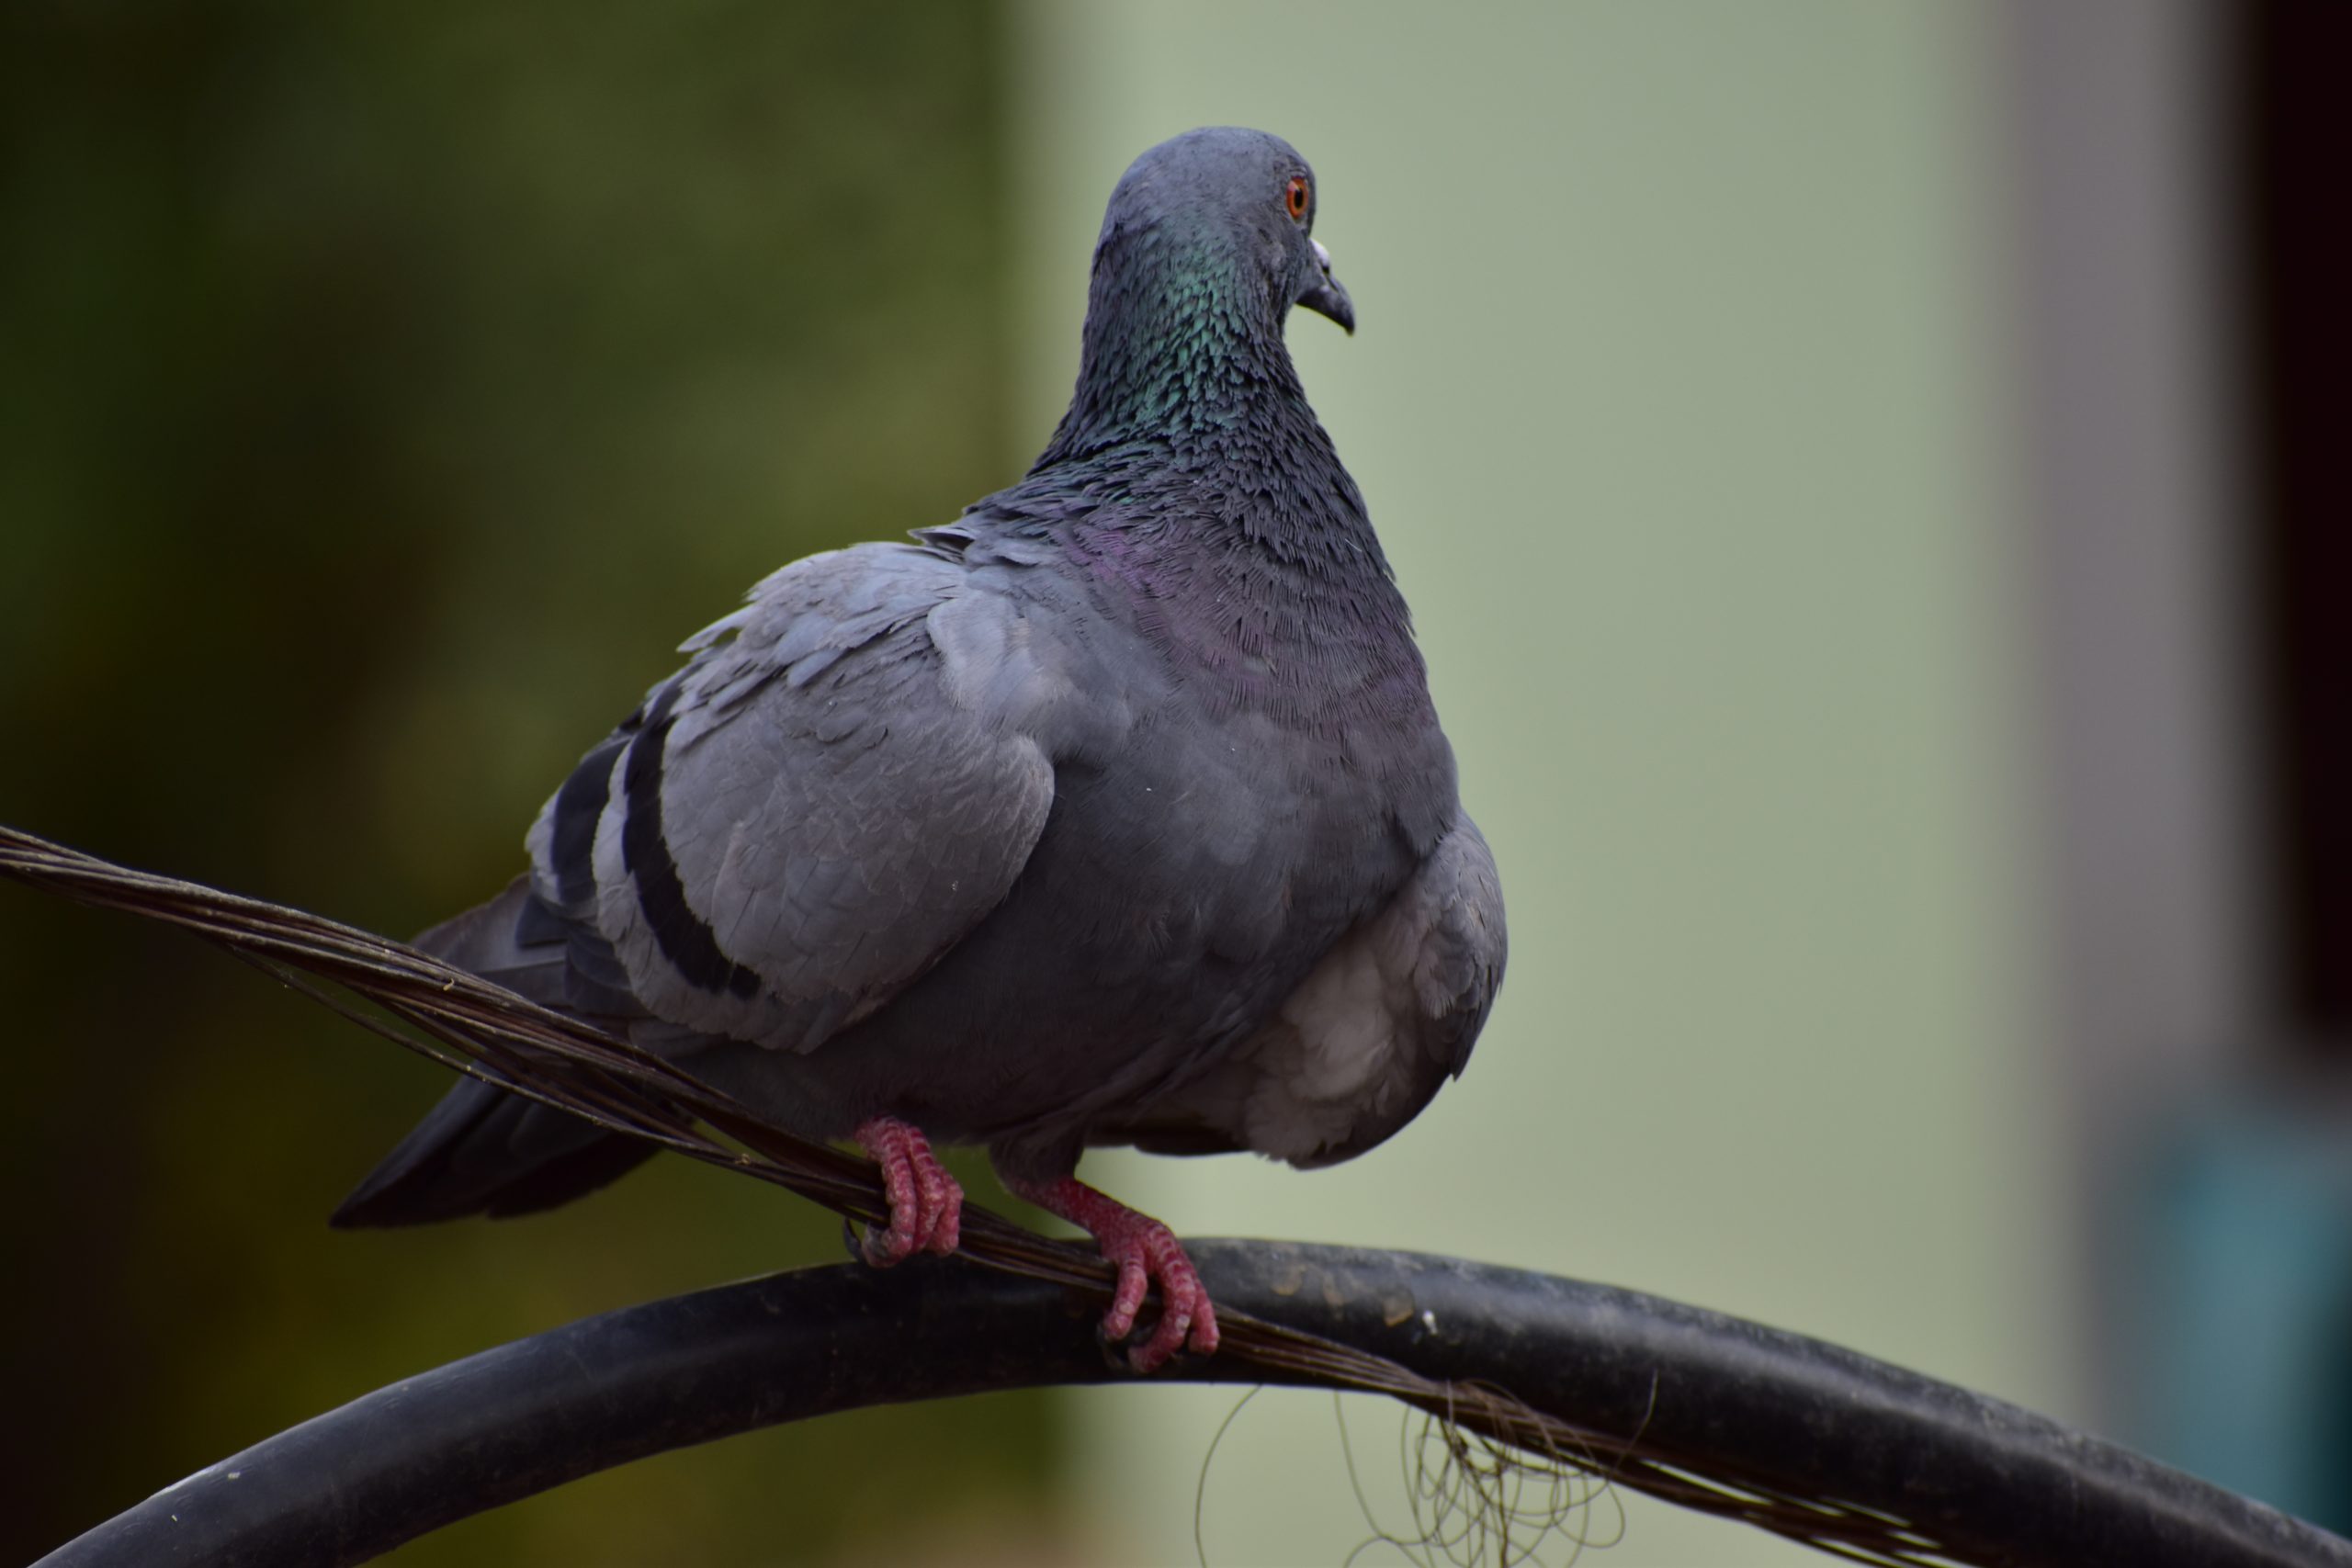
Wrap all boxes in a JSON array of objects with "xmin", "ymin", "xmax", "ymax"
[{"xmin": 1008, "ymin": 3, "xmax": 2071, "ymax": 1562}]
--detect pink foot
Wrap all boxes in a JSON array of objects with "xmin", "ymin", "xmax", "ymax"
[
  {"xmin": 853, "ymin": 1117, "xmax": 963, "ymax": 1266},
  {"xmin": 1001, "ymin": 1174, "xmax": 1219, "ymax": 1371}
]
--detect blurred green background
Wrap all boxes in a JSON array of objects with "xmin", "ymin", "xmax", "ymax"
[
  {"xmin": 6, "ymin": 1, "xmax": 2341, "ymax": 1564},
  {"xmin": 0, "ymin": 3, "xmax": 1067, "ymax": 1562}
]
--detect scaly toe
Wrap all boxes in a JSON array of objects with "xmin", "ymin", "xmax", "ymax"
[
  {"xmin": 1102, "ymin": 1255, "xmax": 1148, "ymax": 1343},
  {"xmin": 1129, "ymin": 1300, "xmax": 1193, "ymax": 1372},
  {"xmin": 921, "ymin": 1168, "xmax": 966, "ymax": 1256},
  {"xmin": 854, "ymin": 1116, "xmax": 956, "ymax": 1269}
]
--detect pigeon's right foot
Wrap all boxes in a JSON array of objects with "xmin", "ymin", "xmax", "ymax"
[{"xmin": 854, "ymin": 1117, "xmax": 963, "ymax": 1266}]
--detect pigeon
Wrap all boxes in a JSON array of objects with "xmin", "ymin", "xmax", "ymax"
[{"xmin": 334, "ymin": 126, "xmax": 1506, "ymax": 1371}]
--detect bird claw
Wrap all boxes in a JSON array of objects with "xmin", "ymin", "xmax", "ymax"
[
  {"xmin": 1099, "ymin": 1216, "xmax": 1219, "ymax": 1372},
  {"xmin": 1001, "ymin": 1173, "xmax": 1220, "ymax": 1372},
  {"xmin": 854, "ymin": 1117, "xmax": 963, "ymax": 1267}
]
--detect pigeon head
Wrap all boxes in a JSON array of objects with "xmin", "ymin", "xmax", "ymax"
[
  {"xmin": 1096, "ymin": 125, "xmax": 1354, "ymax": 337},
  {"xmin": 1041, "ymin": 128, "xmax": 1356, "ymax": 469}
]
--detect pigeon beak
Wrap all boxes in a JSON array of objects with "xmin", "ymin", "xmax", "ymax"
[{"xmin": 1296, "ymin": 238, "xmax": 1355, "ymax": 335}]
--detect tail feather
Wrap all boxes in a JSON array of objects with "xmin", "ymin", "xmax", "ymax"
[
  {"xmin": 330, "ymin": 876, "xmax": 658, "ymax": 1228},
  {"xmin": 330, "ymin": 1074, "xmax": 655, "ymax": 1226}
]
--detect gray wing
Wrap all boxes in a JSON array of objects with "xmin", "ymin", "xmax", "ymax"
[{"xmin": 526, "ymin": 542, "xmax": 1057, "ymax": 1055}]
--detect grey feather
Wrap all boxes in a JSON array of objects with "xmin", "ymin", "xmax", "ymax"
[{"xmin": 555, "ymin": 545, "xmax": 1057, "ymax": 1054}]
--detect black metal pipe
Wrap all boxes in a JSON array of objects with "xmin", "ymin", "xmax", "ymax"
[{"xmin": 37, "ymin": 1241, "xmax": 2352, "ymax": 1568}]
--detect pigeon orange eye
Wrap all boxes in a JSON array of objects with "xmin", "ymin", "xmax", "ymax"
[{"xmin": 1284, "ymin": 175, "xmax": 1310, "ymax": 221}]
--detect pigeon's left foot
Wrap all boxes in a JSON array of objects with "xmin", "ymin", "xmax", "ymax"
[
  {"xmin": 1002, "ymin": 1174, "xmax": 1219, "ymax": 1371},
  {"xmin": 854, "ymin": 1117, "xmax": 963, "ymax": 1266}
]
